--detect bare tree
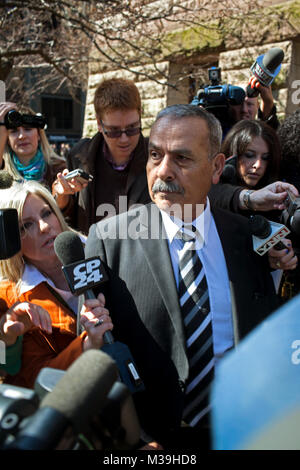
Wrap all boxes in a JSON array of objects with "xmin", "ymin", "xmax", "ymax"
[{"xmin": 0, "ymin": 0, "xmax": 296, "ymax": 103}]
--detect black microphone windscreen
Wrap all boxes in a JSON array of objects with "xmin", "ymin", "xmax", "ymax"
[
  {"xmin": 222, "ymin": 163, "xmax": 236, "ymax": 182},
  {"xmin": 40, "ymin": 349, "xmax": 118, "ymax": 432},
  {"xmin": 249, "ymin": 215, "xmax": 271, "ymax": 239},
  {"xmin": 54, "ymin": 230, "xmax": 85, "ymax": 265},
  {"xmin": 0, "ymin": 170, "xmax": 13, "ymax": 189},
  {"xmin": 0, "ymin": 209, "xmax": 21, "ymax": 259},
  {"xmin": 262, "ymin": 48, "xmax": 284, "ymax": 73}
]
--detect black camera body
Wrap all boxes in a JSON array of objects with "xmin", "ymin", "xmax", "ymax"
[
  {"xmin": 280, "ymin": 190, "xmax": 300, "ymax": 237},
  {"xmin": 191, "ymin": 66, "xmax": 246, "ymax": 132},
  {"xmin": 4, "ymin": 110, "xmax": 46, "ymax": 130}
]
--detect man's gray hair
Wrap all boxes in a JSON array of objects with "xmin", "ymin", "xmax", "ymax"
[{"xmin": 154, "ymin": 104, "xmax": 223, "ymax": 159}]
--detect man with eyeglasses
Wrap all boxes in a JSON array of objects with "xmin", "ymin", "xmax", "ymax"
[{"xmin": 57, "ymin": 78, "xmax": 151, "ymax": 234}]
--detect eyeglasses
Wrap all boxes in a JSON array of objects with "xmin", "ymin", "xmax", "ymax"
[{"xmin": 100, "ymin": 120, "xmax": 141, "ymax": 139}]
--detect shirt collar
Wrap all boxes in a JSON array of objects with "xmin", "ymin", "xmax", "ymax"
[
  {"xmin": 19, "ymin": 263, "xmax": 56, "ymax": 295},
  {"xmin": 103, "ymin": 140, "xmax": 134, "ymax": 171},
  {"xmin": 160, "ymin": 197, "xmax": 212, "ymax": 248}
]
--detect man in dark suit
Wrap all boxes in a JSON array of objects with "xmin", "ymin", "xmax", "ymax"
[{"xmin": 85, "ymin": 104, "xmax": 296, "ymax": 449}]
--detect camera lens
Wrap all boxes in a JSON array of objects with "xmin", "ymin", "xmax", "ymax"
[{"xmin": 4, "ymin": 110, "xmax": 22, "ymax": 128}]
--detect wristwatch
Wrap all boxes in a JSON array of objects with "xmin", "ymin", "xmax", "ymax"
[{"xmin": 243, "ymin": 189, "xmax": 255, "ymax": 210}]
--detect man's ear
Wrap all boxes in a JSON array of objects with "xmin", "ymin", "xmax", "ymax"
[
  {"xmin": 96, "ymin": 117, "xmax": 103, "ymax": 134},
  {"xmin": 212, "ymin": 153, "xmax": 225, "ymax": 185}
]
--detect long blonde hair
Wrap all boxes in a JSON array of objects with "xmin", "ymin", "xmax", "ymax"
[
  {"xmin": 3, "ymin": 105, "xmax": 64, "ymax": 179},
  {"xmin": 0, "ymin": 180, "xmax": 76, "ymax": 288}
]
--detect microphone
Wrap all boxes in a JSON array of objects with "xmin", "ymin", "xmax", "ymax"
[
  {"xmin": 0, "ymin": 170, "xmax": 14, "ymax": 189},
  {"xmin": 6, "ymin": 350, "xmax": 119, "ymax": 450},
  {"xmin": 54, "ymin": 231, "xmax": 112, "ymax": 341},
  {"xmin": 247, "ymin": 47, "xmax": 284, "ymax": 98},
  {"xmin": 54, "ymin": 231, "xmax": 145, "ymax": 394},
  {"xmin": 221, "ymin": 156, "xmax": 237, "ymax": 183},
  {"xmin": 0, "ymin": 170, "xmax": 21, "ymax": 259},
  {"xmin": 34, "ymin": 366, "xmax": 141, "ymax": 449},
  {"xmin": 0, "ymin": 208, "xmax": 21, "ymax": 260},
  {"xmin": 249, "ymin": 214, "xmax": 290, "ymax": 256}
]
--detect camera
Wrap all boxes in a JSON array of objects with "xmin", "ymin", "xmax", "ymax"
[
  {"xmin": 190, "ymin": 66, "xmax": 246, "ymax": 132},
  {"xmin": 4, "ymin": 110, "xmax": 46, "ymax": 130},
  {"xmin": 280, "ymin": 190, "xmax": 300, "ymax": 237}
]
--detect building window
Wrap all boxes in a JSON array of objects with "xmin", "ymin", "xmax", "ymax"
[{"xmin": 41, "ymin": 97, "xmax": 73, "ymax": 130}]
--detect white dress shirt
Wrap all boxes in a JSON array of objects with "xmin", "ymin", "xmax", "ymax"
[
  {"xmin": 160, "ymin": 198, "xmax": 234, "ymax": 365},
  {"xmin": 20, "ymin": 263, "xmax": 79, "ymax": 314}
]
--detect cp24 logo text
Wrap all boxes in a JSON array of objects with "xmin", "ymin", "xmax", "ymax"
[
  {"xmin": 74, "ymin": 259, "xmax": 103, "ymax": 289},
  {"xmin": 63, "ymin": 257, "xmax": 108, "ymax": 295}
]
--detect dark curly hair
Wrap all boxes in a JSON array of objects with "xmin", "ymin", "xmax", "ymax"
[
  {"xmin": 278, "ymin": 110, "xmax": 300, "ymax": 165},
  {"xmin": 278, "ymin": 110, "xmax": 300, "ymax": 192}
]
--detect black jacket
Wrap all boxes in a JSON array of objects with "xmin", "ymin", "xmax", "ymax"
[{"xmin": 64, "ymin": 132, "xmax": 151, "ymax": 234}]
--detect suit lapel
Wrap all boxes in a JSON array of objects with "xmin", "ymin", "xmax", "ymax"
[{"xmin": 137, "ymin": 204, "xmax": 187, "ymax": 348}]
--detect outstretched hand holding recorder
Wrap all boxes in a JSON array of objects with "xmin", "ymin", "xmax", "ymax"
[{"xmin": 52, "ymin": 168, "xmax": 93, "ymax": 210}]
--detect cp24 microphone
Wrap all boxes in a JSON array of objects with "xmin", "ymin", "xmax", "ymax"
[
  {"xmin": 0, "ymin": 170, "xmax": 21, "ymax": 259},
  {"xmin": 5, "ymin": 350, "xmax": 118, "ymax": 450},
  {"xmin": 246, "ymin": 47, "xmax": 284, "ymax": 98},
  {"xmin": 249, "ymin": 214, "xmax": 290, "ymax": 256},
  {"xmin": 54, "ymin": 231, "xmax": 145, "ymax": 394}
]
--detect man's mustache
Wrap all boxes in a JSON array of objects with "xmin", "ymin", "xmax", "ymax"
[{"xmin": 152, "ymin": 178, "xmax": 185, "ymax": 195}]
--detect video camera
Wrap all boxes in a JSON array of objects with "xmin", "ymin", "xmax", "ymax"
[
  {"xmin": 4, "ymin": 110, "xmax": 46, "ymax": 130},
  {"xmin": 280, "ymin": 190, "xmax": 300, "ymax": 237},
  {"xmin": 190, "ymin": 66, "xmax": 246, "ymax": 131}
]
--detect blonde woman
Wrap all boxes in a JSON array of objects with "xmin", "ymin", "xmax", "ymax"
[
  {"xmin": 0, "ymin": 102, "xmax": 68, "ymax": 187},
  {"xmin": 0, "ymin": 180, "xmax": 113, "ymax": 389}
]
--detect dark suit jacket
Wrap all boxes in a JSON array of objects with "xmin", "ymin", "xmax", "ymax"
[{"xmin": 85, "ymin": 202, "xmax": 278, "ymax": 443}]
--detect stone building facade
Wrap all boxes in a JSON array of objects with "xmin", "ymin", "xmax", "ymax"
[{"xmin": 83, "ymin": 0, "xmax": 300, "ymax": 137}]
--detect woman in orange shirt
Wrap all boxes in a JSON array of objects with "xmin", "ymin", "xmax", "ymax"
[{"xmin": 0, "ymin": 179, "xmax": 113, "ymax": 389}]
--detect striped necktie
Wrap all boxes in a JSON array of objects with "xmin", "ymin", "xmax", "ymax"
[{"xmin": 178, "ymin": 228, "xmax": 215, "ymax": 427}]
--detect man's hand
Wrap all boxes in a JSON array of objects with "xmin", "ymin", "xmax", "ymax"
[
  {"xmin": 0, "ymin": 302, "xmax": 52, "ymax": 346},
  {"xmin": 268, "ymin": 238, "xmax": 298, "ymax": 271},
  {"xmin": 239, "ymin": 182, "xmax": 299, "ymax": 212}
]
